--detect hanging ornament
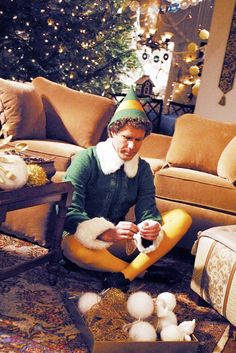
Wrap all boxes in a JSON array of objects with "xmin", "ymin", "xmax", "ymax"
[
  {"xmin": 199, "ymin": 29, "xmax": 209, "ymax": 41},
  {"xmin": 184, "ymin": 52, "xmax": 197, "ymax": 63},
  {"xmin": 163, "ymin": 53, "xmax": 169, "ymax": 61},
  {"xmin": 168, "ymin": 3, "xmax": 180, "ymax": 13},
  {"xmin": 180, "ymin": 1, "xmax": 191, "ymax": 10},
  {"xmin": 187, "ymin": 42, "xmax": 198, "ymax": 53},
  {"xmin": 142, "ymin": 50, "xmax": 148, "ymax": 60},
  {"xmin": 190, "ymin": 0, "xmax": 200, "ymax": 6},
  {"xmin": 189, "ymin": 65, "xmax": 200, "ymax": 76},
  {"xmin": 192, "ymin": 81, "xmax": 200, "ymax": 96}
]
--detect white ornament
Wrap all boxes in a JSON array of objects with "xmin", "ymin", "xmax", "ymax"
[
  {"xmin": 157, "ymin": 310, "xmax": 178, "ymax": 332},
  {"xmin": 127, "ymin": 291, "xmax": 154, "ymax": 320},
  {"xmin": 78, "ymin": 292, "xmax": 101, "ymax": 314},
  {"xmin": 0, "ymin": 154, "xmax": 28, "ymax": 190},
  {"xmin": 160, "ymin": 324, "xmax": 184, "ymax": 341},
  {"xmin": 155, "ymin": 292, "xmax": 177, "ymax": 312},
  {"xmin": 129, "ymin": 321, "xmax": 157, "ymax": 342},
  {"xmin": 178, "ymin": 319, "xmax": 196, "ymax": 337}
]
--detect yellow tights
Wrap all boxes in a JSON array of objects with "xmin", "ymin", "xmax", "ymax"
[{"xmin": 62, "ymin": 208, "xmax": 192, "ymax": 281}]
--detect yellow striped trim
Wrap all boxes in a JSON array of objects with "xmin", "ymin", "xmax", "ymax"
[
  {"xmin": 116, "ymin": 100, "xmax": 144, "ymax": 112},
  {"xmin": 223, "ymin": 261, "xmax": 236, "ymax": 318}
]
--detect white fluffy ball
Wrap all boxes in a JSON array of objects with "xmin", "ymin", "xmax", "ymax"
[
  {"xmin": 78, "ymin": 292, "xmax": 101, "ymax": 314},
  {"xmin": 160, "ymin": 324, "xmax": 184, "ymax": 341},
  {"xmin": 129, "ymin": 321, "xmax": 157, "ymax": 342},
  {"xmin": 127, "ymin": 291, "xmax": 154, "ymax": 320},
  {"xmin": 156, "ymin": 292, "xmax": 176, "ymax": 312}
]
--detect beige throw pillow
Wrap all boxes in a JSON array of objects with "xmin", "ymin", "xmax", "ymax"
[
  {"xmin": 32, "ymin": 77, "xmax": 116, "ymax": 148},
  {"xmin": 166, "ymin": 114, "xmax": 236, "ymax": 175},
  {"xmin": 0, "ymin": 79, "xmax": 46, "ymax": 139},
  {"xmin": 217, "ymin": 136, "xmax": 236, "ymax": 184}
]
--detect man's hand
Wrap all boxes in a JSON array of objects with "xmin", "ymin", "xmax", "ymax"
[
  {"xmin": 138, "ymin": 220, "xmax": 162, "ymax": 241},
  {"xmin": 99, "ymin": 221, "xmax": 139, "ymax": 243}
]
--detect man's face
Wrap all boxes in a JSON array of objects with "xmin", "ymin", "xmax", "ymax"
[{"xmin": 110, "ymin": 125, "xmax": 146, "ymax": 161}]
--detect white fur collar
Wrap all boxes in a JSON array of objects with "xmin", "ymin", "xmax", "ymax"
[{"xmin": 96, "ymin": 138, "xmax": 139, "ymax": 178}]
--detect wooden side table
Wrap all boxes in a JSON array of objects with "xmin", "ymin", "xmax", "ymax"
[{"xmin": 0, "ymin": 181, "xmax": 74, "ymax": 284}]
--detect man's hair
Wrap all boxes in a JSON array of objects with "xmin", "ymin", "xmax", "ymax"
[{"xmin": 108, "ymin": 117, "xmax": 152, "ymax": 137}]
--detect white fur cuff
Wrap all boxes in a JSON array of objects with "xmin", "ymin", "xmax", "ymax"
[
  {"xmin": 75, "ymin": 217, "xmax": 115, "ymax": 250},
  {"xmin": 133, "ymin": 229, "xmax": 164, "ymax": 254}
]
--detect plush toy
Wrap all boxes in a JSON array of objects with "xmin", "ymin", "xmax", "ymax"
[{"xmin": 0, "ymin": 153, "xmax": 28, "ymax": 190}]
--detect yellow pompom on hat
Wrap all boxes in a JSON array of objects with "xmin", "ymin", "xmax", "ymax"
[{"xmin": 109, "ymin": 86, "xmax": 149, "ymax": 125}]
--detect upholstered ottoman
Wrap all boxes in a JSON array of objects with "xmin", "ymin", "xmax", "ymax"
[{"xmin": 191, "ymin": 225, "xmax": 236, "ymax": 327}]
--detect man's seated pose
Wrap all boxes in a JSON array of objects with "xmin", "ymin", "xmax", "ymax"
[{"xmin": 62, "ymin": 87, "xmax": 192, "ymax": 289}]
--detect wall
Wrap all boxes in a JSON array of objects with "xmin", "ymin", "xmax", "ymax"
[{"xmin": 195, "ymin": 0, "xmax": 236, "ymax": 122}]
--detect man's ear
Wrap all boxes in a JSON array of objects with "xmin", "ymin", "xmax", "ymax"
[{"xmin": 108, "ymin": 130, "xmax": 115, "ymax": 138}]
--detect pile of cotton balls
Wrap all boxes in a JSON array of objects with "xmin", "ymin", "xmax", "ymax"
[
  {"xmin": 126, "ymin": 291, "xmax": 195, "ymax": 342},
  {"xmin": 77, "ymin": 290, "xmax": 195, "ymax": 342}
]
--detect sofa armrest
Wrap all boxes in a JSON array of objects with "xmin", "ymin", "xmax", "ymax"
[{"xmin": 139, "ymin": 133, "xmax": 172, "ymax": 160}]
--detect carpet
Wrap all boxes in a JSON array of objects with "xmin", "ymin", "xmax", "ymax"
[{"xmin": 0, "ymin": 233, "xmax": 229, "ymax": 353}]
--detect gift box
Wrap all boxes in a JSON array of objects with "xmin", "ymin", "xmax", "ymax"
[{"xmin": 63, "ymin": 292, "xmax": 199, "ymax": 353}]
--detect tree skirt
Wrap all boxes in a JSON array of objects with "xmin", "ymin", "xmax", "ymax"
[{"xmin": 0, "ymin": 233, "xmax": 229, "ymax": 353}]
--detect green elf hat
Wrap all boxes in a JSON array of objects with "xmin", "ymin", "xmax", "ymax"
[{"xmin": 109, "ymin": 86, "xmax": 149, "ymax": 125}]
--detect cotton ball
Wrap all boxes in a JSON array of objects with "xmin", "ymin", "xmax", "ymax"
[
  {"xmin": 127, "ymin": 291, "xmax": 154, "ymax": 320},
  {"xmin": 78, "ymin": 292, "xmax": 101, "ymax": 314},
  {"xmin": 155, "ymin": 292, "xmax": 176, "ymax": 312},
  {"xmin": 160, "ymin": 324, "xmax": 184, "ymax": 342},
  {"xmin": 129, "ymin": 321, "xmax": 157, "ymax": 342}
]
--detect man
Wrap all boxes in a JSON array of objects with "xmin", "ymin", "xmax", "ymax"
[{"xmin": 62, "ymin": 87, "xmax": 192, "ymax": 289}]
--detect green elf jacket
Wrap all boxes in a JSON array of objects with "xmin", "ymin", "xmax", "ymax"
[{"xmin": 63, "ymin": 138, "xmax": 162, "ymax": 250}]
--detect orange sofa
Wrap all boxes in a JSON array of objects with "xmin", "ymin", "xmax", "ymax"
[{"xmin": 0, "ymin": 77, "xmax": 236, "ymax": 249}]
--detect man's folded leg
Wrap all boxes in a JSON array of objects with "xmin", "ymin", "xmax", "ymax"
[
  {"xmin": 122, "ymin": 208, "xmax": 192, "ymax": 281},
  {"xmin": 62, "ymin": 233, "xmax": 129, "ymax": 272}
]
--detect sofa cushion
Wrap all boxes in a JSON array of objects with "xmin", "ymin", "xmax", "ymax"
[
  {"xmin": 166, "ymin": 114, "xmax": 236, "ymax": 175},
  {"xmin": 154, "ymin": 167, "xmax": 236, "ymax": 214},
  {"xmin": 0, "ymin": 79, "xmax": 46, "ymax": 140},
  {"xmin": 217, "ymin": 136, "xmax": 236, "ymax": 184},
  {"xmin": 32, "ymin": 77, "xmax": 116, "ymax": 148},
  {"xmin": 7, "ymin": 140, "xmax": 83, "ymax": 171},
  {"xmin": 139, "ymin": 133, "xmax": 172, "ymax": 160}
]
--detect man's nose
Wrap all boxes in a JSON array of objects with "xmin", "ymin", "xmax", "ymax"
[{"xmin": 127, "ymin": 140, "xmax": 135, "ymax": 149}]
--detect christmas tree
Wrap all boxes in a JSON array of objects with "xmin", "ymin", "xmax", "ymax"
[{"xmin": 0, "ymin": 0, "xmax": 138, "ymax": 95}]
